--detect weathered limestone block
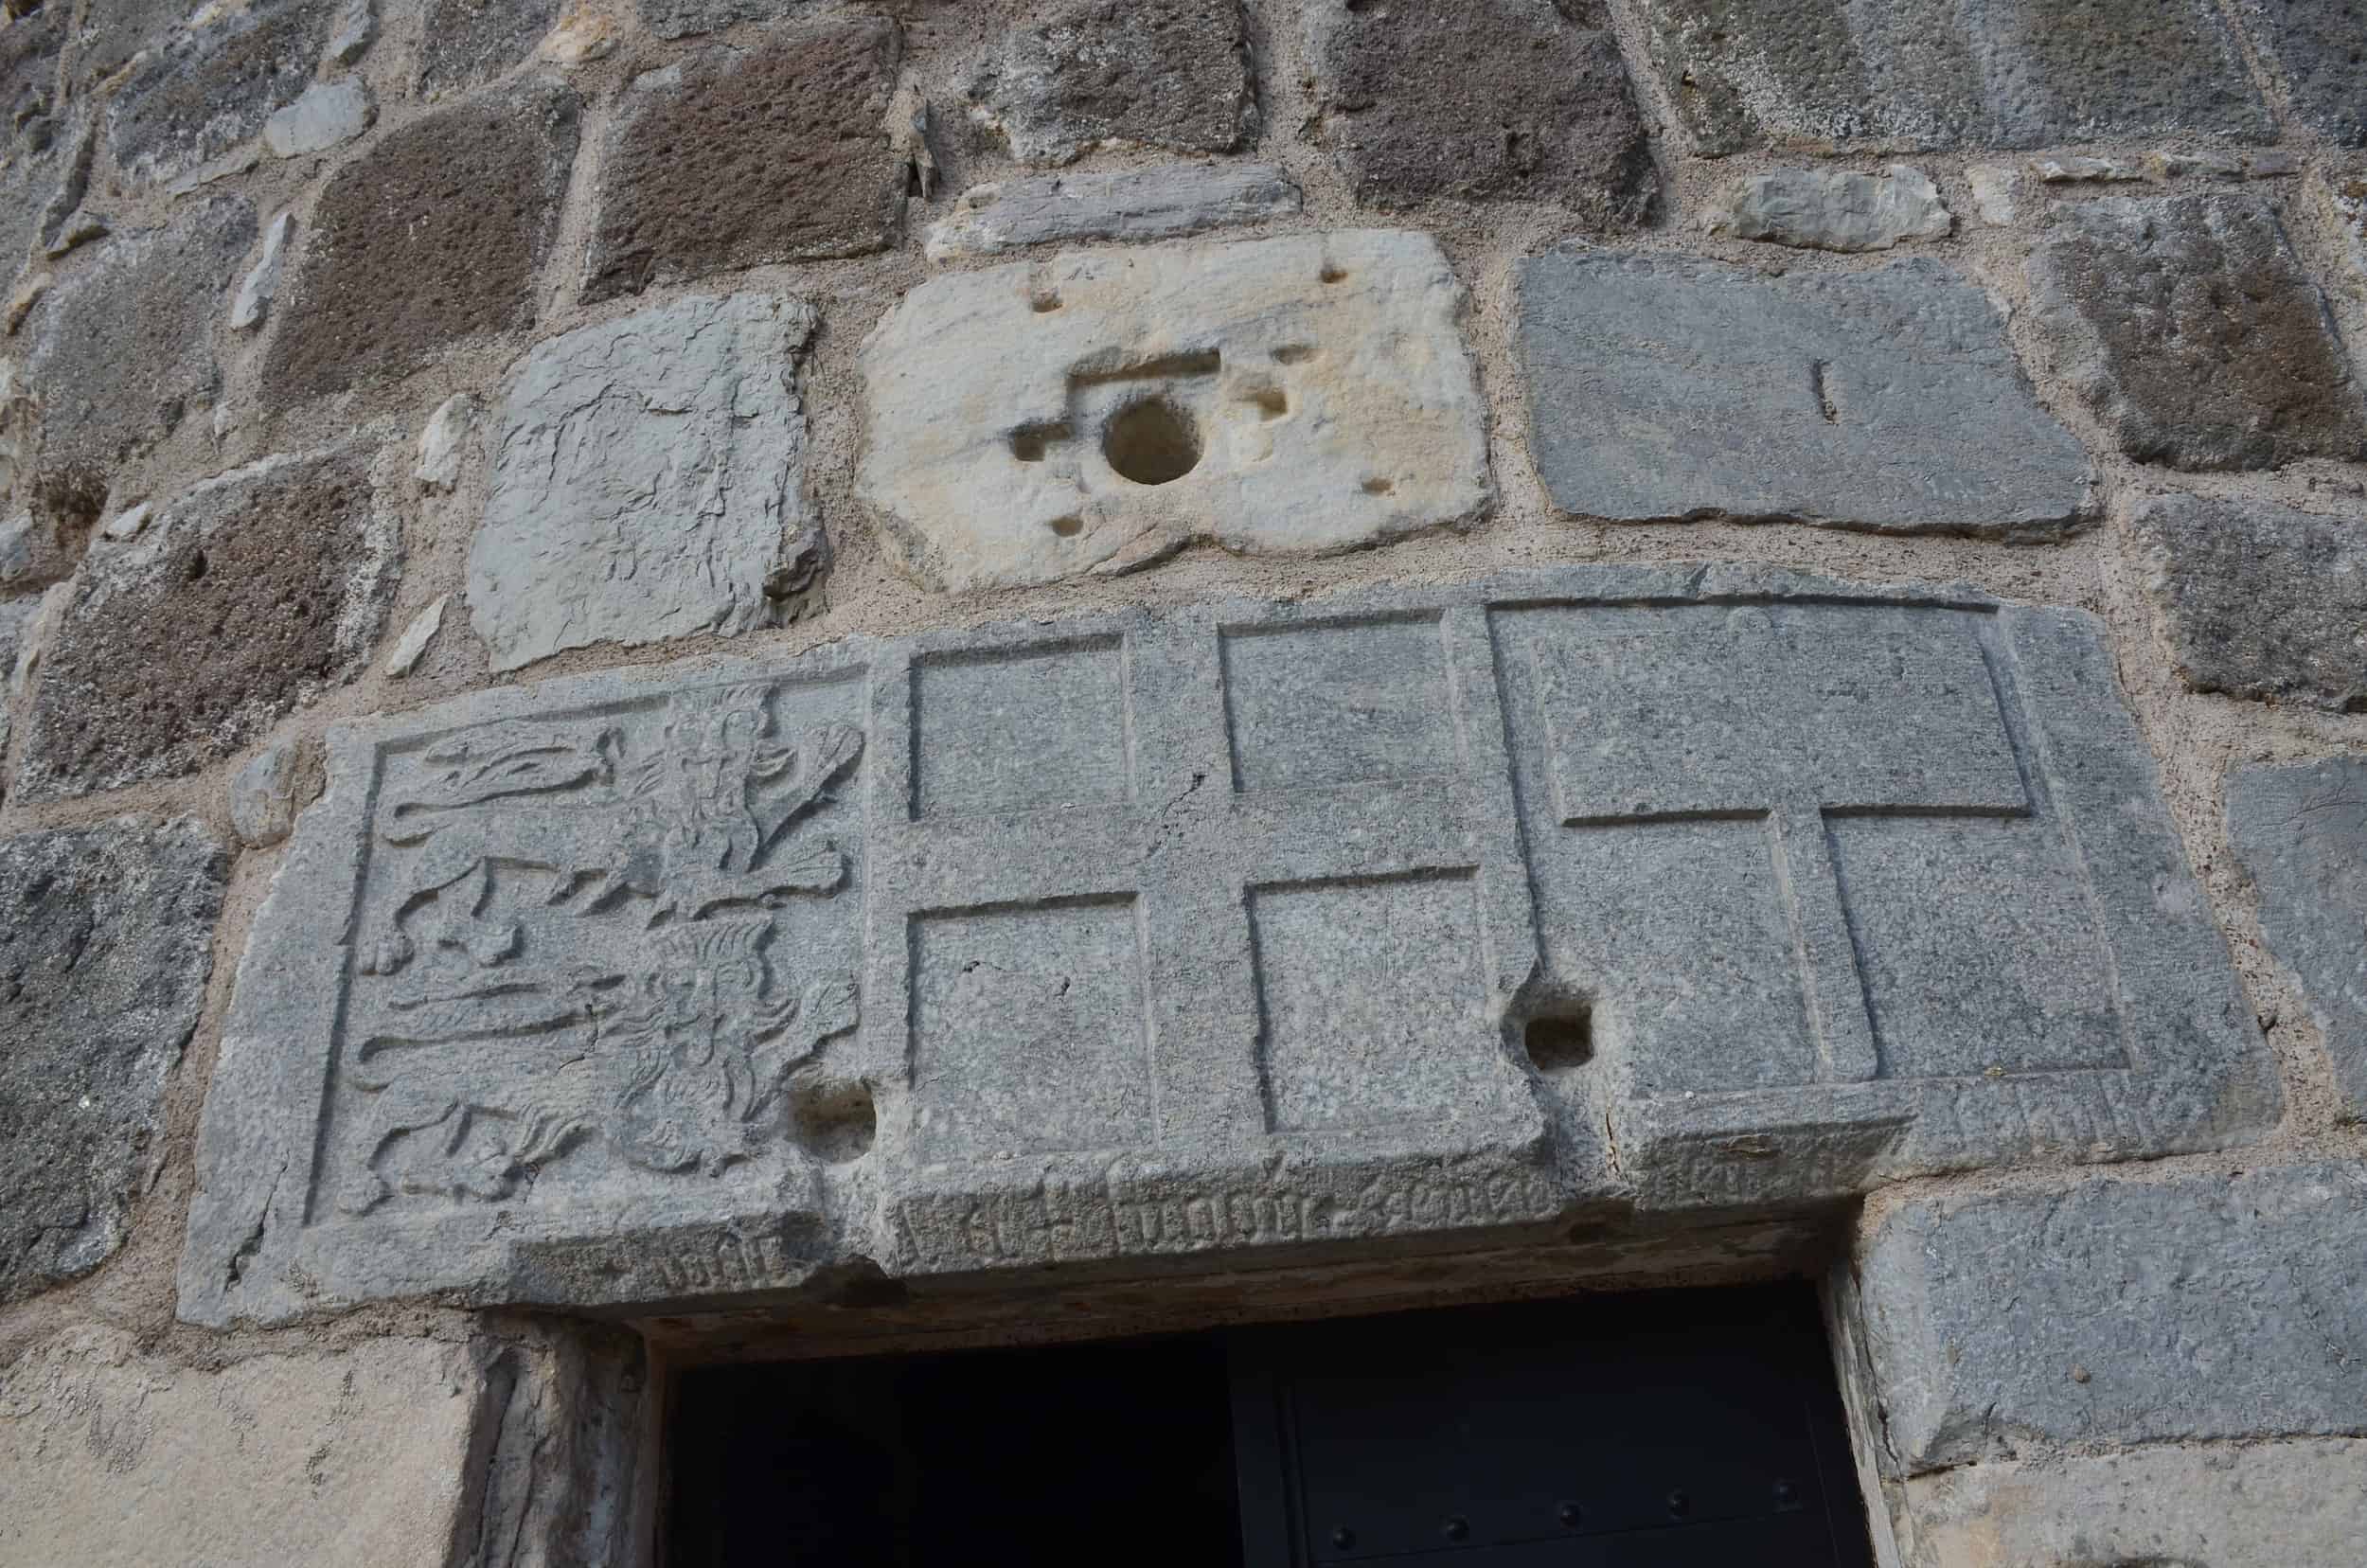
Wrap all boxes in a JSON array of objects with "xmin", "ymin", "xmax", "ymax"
[
  {"xmin": 1304, "ymin": 0, "xmax": 1654, "ymax": 222},
  {"xmin": 2027, "ymin": 194, "xmax": 2367, "ymax": 470},
  {"xmin": 2242, "ymin": 0, "xmax": 2367, "ymax": 147},
  {"xmin": 468, "ymin": 293, "xmax": 818, "ymax": 671},
  {"xmin": 2230, "ymin": 759, "xmax": 2367, "ymax": 1116},
  {"xmin": 179, "ymin": 567, "xmax": 2269, "ymax": 1325},
  {"xmin": 416, "ymin": 0, "xmax": 561, "ymax": 92},
  {"xmin": 264, "ymin": 80, "xmax": 578, "ymax": 405},
  {"xmin": 1704, "ymin": 166, "xmax": 1951, "ymax": 251},
  {"xmin": 583, "ymin": 16, "xmax": 902, "ymax": 302},
  {"xmin": 15, "ymin": 445, "xmax": 399, "ymax": 801},
  {"xmin": 104, "ymin": 0, "xmax": 338, "ymax": 189},
  {"xmin": 1852, "ymin": 1164, "xmax": 2367, "ymax": 1474},
  {"xmin": 2126, "ymin": 493, "xmax": 2367, "ymax": 710},
  {"xmin": 967, "ymin": 0, "xmax": 1255, "ymax": 166},
  {"xmin": 0, "ymin": 820, "xmax": 225, "ymax": 1302},
  {"xmin": 925, "ymin": 163, "xmax": 1301, "ymax": 261},
  {"xmin": 20, "ymin": 194, "xmax": 254, "ymax": 476},
  {"xmin": 1518, "ymin": 254, "xmax": 2091, "ymax": 533},
  {"xmin": 1635, "ymin": 0, "xmax": 2273, "ymax": 156},
  {"xmin": 861, "ymin": 230, "xmax": 1489, "ymax": 591}
]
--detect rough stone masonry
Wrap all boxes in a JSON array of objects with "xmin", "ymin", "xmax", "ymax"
[{"xmin": 1, "ymin": 0, "xmax": 2365, "ymax": 1563}]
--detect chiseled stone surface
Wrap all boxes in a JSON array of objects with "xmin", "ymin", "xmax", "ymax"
[
  {"xmin": 2126, "ymin": 493, "xmax": 2367, "ymax": 711},
  {"xmin": 0, "ymin": 1328, "xmax": 479, "ymax": 1566},
  {"xmin": 2243, "ymin": 0, "xmax": 2367, "ymax": 147},
  {"xmin": 468, "ymin": 293, "xmax": 818, "ymax": 672},
  {"xmin": 1855, "ymin": 1164, "xmax": 2367, "ymax": 1474},
  {"xmin": 2230, "ymin": 760, "xmax": 2367, "ymax": 1117},
  {"xmin": 104, "ymin": 0, "xmax": 338, "ymax": 189},
  {"xmin": 16, "ymin": 445, "xmax": 400, "ymax": 802},
  {"xmin": 861, "ymin": 229, "xmax": 1489, "ymax": 591},
  {"xmin": 1635, "ymin": 0, "xmax": 2272, "ymax": 156},
  {"xmin": 1518, "ymin": 254, "xmax": 2091, "ymax": 534},
  {"xmin": 416, "ymin": 0, "xmax": 561, "ymax": 92},
  {"xmin": 178, "ymin": 566, "xmax": 2269, "ymax": 1325},
  {"xmin": 583, "ymin": 16, "xmax": 902, "ymax": 302},
  {"xmin": 1704, "ymin": 165, "xmax": 1951, "ymax": 251},
  {"xmin": 2027, "ymin": 194, "xmax": 2367, "ymax": 471},
  {"xmin": 0, "ymin": 820, "xmax": 225, "ymax": 1303},
  {"xmin": 925, "ymin": 163, "xmax": 1301, "ymax": 261},
  {"xmin": 1304, "ymin": 0, "xmax": 1654, "ymax": 223},
  {"xmin": 264, "ymin": 79, "xmax": 578, "ymax": 405},
  {"xmin": 967, "ymin": 0, "xmax": 1255, "ymax": 166}
]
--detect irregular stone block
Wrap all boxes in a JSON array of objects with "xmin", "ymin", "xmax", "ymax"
[
  {"xmin": 1304, "ymin": 0, "xmax": 1653, "ymax": 222},
  {"xmin": 1853, "ymin": 1164, "xmax": 2367, "ymax": 1473},
  {"xmin": 230, "ymin": 208, "xmax": 294, "ymax": 331},
  {"xmin": 1635, "ymin": 0, "xmax": 2273, "ymax": 156},
  {"xmin": 1704, "ymin": 165, "xmax": 1951, "ymax": 251},
  {"xmin": 2230, "ymin": 759, "xmax": 2367, "ymax": 1116},
  {"xmin": 2126, "ymin": 493, "xmax": 2367, "ymax": 710},
  {"xmin": 925, "ymin": 162, "xmax": 1300, "ymax": 261},
  {"xmin": 264, "ymin": 80, "xmax": 578, "ymax": 406},
  {"xmin": 177, "ymin": 567, "xmax": 2269, "ymax": 1324},
  {"xmin": 2026, "ymin": 194, "xmax": 2367, "ymax": 470},
  {"xmin": 15, "ymin": 445, "xmax": 399, "ymax": 802},
  {"xmin": 416, "ymin": 0, "xmax": 561, "ymax": 93},
  {"xmin": 1518, "ymin": 254, "xmax": 2091, "ymax": 534},
  {"xmin": 468, "ymin": 293, "xmax": 817, "ymax": 671},
  {"xmin": 2243, "ymin": 0, "xmax": 2367, "ymax": 147},
  {"xmin": 19, "ymin": 194, "xmax": 254, "ymax": 477},
  {"xmin": 0, "ymin": 820, "xmax": 225, "ymax": 1302},
  {"xmin": 414, "ymin": 393, "xmax": 478, "ymax": 492},
  {"xmin": 967, "ymin": 0, "xmax": 1254, "ymax": 167},
  {"xmin": 860, "ymin": 229, "xmax": 1489, "ymax": 591},
  {"xmin": 261, "ymin": 76, "xmax": 371, "ymax": 157},
  {"xmin": 104, "ymin": 0, "xmax": 337, "ymax": 189},
  {"xmin": 583, "ymin": 17, "xmax": 901, "ymax": 302},
  {"xmin": 386, "ymin": 594, "xmax": 448, "ymax": 677}
]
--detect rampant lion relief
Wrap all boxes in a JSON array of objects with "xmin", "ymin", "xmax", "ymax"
[{"xmin": 333, "ymin": 682, "xmax": 865, "ymax": 1215}]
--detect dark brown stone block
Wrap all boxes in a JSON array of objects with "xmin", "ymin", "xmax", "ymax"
[{"xmin": 965, "ymin": 0, "xmax": 1254, "ymax": 167}]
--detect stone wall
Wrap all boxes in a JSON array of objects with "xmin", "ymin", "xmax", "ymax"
[{"xmin": 1, "ymin": 0, "xmax": 2364, "ymax": 1562}]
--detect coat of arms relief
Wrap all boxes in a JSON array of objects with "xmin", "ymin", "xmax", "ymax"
[{"xmin": 332, "ymin": 681, "xmax": 865, "ymax": 1215}]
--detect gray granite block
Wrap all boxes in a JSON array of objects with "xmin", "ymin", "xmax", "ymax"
[
  {"xmin": 1852, "ymin": 1163, "xmax": 2367, "ymax": 1474},
  {"xmin": 2230, "ymin": 759, "xmax": 2367, "ymax": 1116},
  {"xmin": 1518, "ymin": 254, "xmax": 2091, "ymax": 534},
  {"xmin": 179, "ymin": 567, "xmax": 2272, "ymax": 1325}
]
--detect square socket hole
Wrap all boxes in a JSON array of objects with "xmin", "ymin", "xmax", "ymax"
[{"xmin": 1524, "ymin": 1007, "xmax": 1593, "ymax": 1078}]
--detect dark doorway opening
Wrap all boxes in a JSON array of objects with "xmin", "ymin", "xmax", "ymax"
[{"xmin": 666, "ymin": 1284, "xmax": 1874, "ymax": 1567}]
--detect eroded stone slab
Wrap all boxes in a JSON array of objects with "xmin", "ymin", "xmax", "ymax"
[
  {"xmin": 925, "ymin": 163, "xmax": 1300, "ymax": 261},
  {"xmin": 2126, "ymin": 493, "xmax": 2367, "ymax": 710},
  {"xmin": 1635, "ymin": 0, "xmax": 2273, "ymax": 156},
  {"xmin": 1, "ymin": 820, "xmax": 225, "ymax": 1302},
  {"xmin": 861, "ymin": 229, "xmax": 1489, "ymax": 591},
  {"xmin": 105, "ymin": 0, "xmax": 337, "ymax": 189},
  {"xmin": 468, "ymin": 293, "xmax": 818, "ymax": 672},
  {"xmin": 1519, "ymin": 254, "xmax": 2091, "ymax": 533},
  {"xmin": 179, "ymin": 567, "xmax": 2268, "ymax": 1324},
  {"xmin": 2243, "ymin": 0, "xmax": 2367, "ymax": 147},
  {"xmin": 2027, "ymin": 194, "xmax": 2367, "ymax": 471},
  {"xmin": 1704, "ymin": 165, "xmax": 1951, "ymax": 251},
  {"xmin": 1305, "ymin": 0, "xmax": 1654, "ymax": 222},
  {"xmin": 2230, "ymin": 759, "xmax": 2367, "ymax": 1116},
  {"xmin": 967, "ymin": 0, "xmax": 1254, "ymax": 166}
]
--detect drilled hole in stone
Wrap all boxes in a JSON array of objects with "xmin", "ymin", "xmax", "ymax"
[
  {"xmin": 788, "ymin": 1076, "xmax": 877, "ymax": 1164},
  {"xmin": 186, "ymin": 548, "xmax": 209, "ymax": 582},
  {"xmin": 1047, "ymin": 514, "xmax": 1083, "ymax": 538},
  {"xmin": 1102, "ymin": 396, "xmax": 1201, "ymax": 486},
  {"xmin": 1240, "ymin": 383, "xmax": 1288, "ymax": 419},
  {"xmin": 1272, "ymin": 344, "xmax": 1317, "ymax": 365},
  {"xmin": 1319, "ymin": 264, "xmax": 1348, "ymax": 284},
  {"xmin": 1361, "ymin": 476, "xmax": 1394, "ymax": 495},
  {"xmin": 1008, "ymin": 421, "xmax": 1069, "ymax": 462},
  {"xmin": 1524, "ymin": 1008, "xmax": 1593, "ymax": 1076},
  {"xmin": 1030, "ymin": 291, "xmax": 1062, "ymax": 312}
]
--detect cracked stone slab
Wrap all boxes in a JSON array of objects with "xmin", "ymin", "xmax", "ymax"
[
  {"xmin": 1850, "ymin": 1163, "xmax": 2367, "ymax": 1474},
  {"xmin": 966, "ymin": 0, "xmax": 1255, "ymax": 166},
  {"xmin": 860, "ymin": 229, "xmax": 1489, "ymax": 591},
  {"xmin": 177, "ymin": 566, "xmax": 2269, "ymax": 1325},
  {"xmin": 467, "ymin": 292, "xmax": 818, "ymax": 672},
  {"xmin": 1634, "ymin": 0, "xmax": 2274, "ymax": 156},
  {"xmin": 2230, "ymin": 759, "xmax": 2367, "ymax": 1118},
  {"xmin": 1, "ymin": 820, "xmax": 226, "ymax": 1303},
  {"xmin": 925, "ymin": 163, "xmax": 1300, "ymax": 261},
  {"xmin": 1518, "ymin": 254, "xmax": 2091, "ymax": 533}
]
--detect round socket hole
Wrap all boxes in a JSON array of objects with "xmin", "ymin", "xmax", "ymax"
[
  {"xmin": 1361, "ymin": 476, "xmax": 1395, "ymax": 495},
  {"xmin": 1030, "ymin": 291, "xmax": 1061, "ymax": 312},
  {"xmin": 788, "ymin": 1076, "xmax": 876, "ymax": 1164},
  {"xmin": 1103, "ymin": 396, "xmax": 1202, "ymax": 486},
  {"xmin": 1319, "ymin": 264, "xmax": 1348, "ymax": 284},
  {"xmin": 1047, "ymin": 514, "xmax": 1083, "ymax": 538},
  {"xmin": 1523, "ymin": 1007, "xmax": 1593, "ymax": 1078}
]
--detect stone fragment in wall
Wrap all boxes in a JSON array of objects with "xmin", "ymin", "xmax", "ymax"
[
  {"xmin": 1517, "ymin": 254, "xmax": 2091, "ymax": 534},
  {"xmin": 19, "ymin": 194, "xmax": 252, "ymax": 474},
  {"xmin": 582, "ymin": 17, "xmax": 900, "ymax": 303},
  {"xmin": 104, "ymin": 0, "xmax": 339, "ymax": 189},
  {"xmin": 416, "ymin": 0, "xmax": 560, "ymax": 94},
  {"xmin": 2124, "ymin": 493, "xmax": 2367, "ymax": 711},
  {"xmin": 538, "ymin": 0, "xmax": 615, "ymax": 63},
  {"xmin": 325, "ymin": 0, "xmax": 374, "ymax": 64},
  {"xmin": 925, "ymin": 163, "xmax": 1301, "ymax": 261},
  {"xmin": 2249, "ymin": 149, "xmax": 2304, "ymax": 178},
  {"xmin": 75, "ymin": 0, "xmax": 193, "ymax": 87},
  {"xmin": 1, "ymin": 272, "xmax": 43, "ymax": 334},
  {"xmin": 636, "ymin": 0, "xmax": 816, "ymax": 40},
  {"xmin": 160, "ymin": 143, "xmax": 258, "ymax": 194},
  {"xmin": 42, "ymin": 213, "xmax": 107, "ymax": 259},
  {"xmin": 1965, "ymin": 163, "xmax": 2024, "ymax": 224},
  {"xmin": 1633, "ymin": 0, "xmax": 2273, "ymax": 157},
  {"xmin": 2030, "ymin": 154, "xmax": 2146, "ymax": 183},
  {"xmin": 14, "ymin": 443, "xmax": 399, "ymax": 802},
  {"xmin": 2026, "ymin": 193, "xmax": 2367, "ymax": 471},
  {"xmin": 859, "ymin": 229, "xmax": 1488, "ymax": 592},
  {"xmin": 415, "ymin": 392, "xmax": 477, "ymax": 491},
  {"xmin": 385, "ymin": 593, "xmax": 447, "ymax": 677},
  {"xmin": 230, "ymin": 737, "xmax": 324, "ymax": 849},
  {"xmin": 0, "ymin": 820, "xmax": 225, "ymax": 1302},
  {"xmin": 0, "ymin": 496, "xmax": 84, "ymax": 588},
  {"xmin": 1703, "ymin": 165, "xmax": 1951, "ymax": 251},
  {"xmin": 1303, "ymin": 0, "xmax": 1654, "ymax": 223},
  {"xmin": 469, "ymin": 293, "xmax": 816, "ymax": 671},
  {"xmin": 99, "ymin": 500, "xmax": 149, "ymax": 541},
  {"xmin": 0, "ymin": 592, "xmax": 30, "ymax": 764},
  {"xmin": 230, "ymin": 209, "xmax": 293, "ymax": 331},
  {"xmin": 2229, "ymin": 758, "xmax": 2367, "ymax": 1121},
  {"xmin": 264, "ymin": 80, "xmax": 578, "ymax": 406},
  {"xmin": 2241, "ymin": 0, "xmax": 2367, "ymax": 148},
  {"xmin": 261, "ymin": 76, "xmax": 372, "ymax": 157},
  {"xmin": 2145, "ymin": 148, "xmax": 2245, "ymax": 182},
  {"xmin": 1849, "ymin": 1164, "xmax": 2366, "ymax": 1474},
  {"xmin": 967, "ymin": 0, "xmax": 1254, "ymax": 167},
  {"xmin": 178, "ymin": 566, "xmax": 2272, "ymax": 1322}
]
